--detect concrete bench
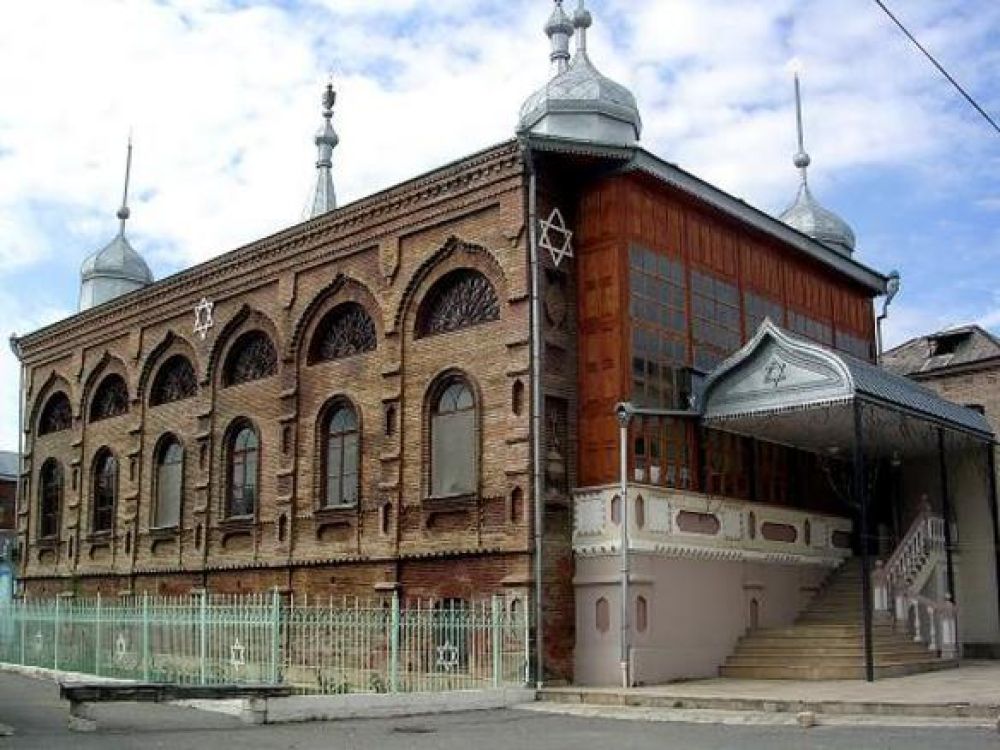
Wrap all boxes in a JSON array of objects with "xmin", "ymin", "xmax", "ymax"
[{"xmin": 59, "ymin": 682, "xmax": 295, "ymax": 731}]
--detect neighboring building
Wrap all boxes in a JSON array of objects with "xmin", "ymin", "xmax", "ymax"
[
  {"xmin": 0, "ymin": 452, "xmax": 18, "ymax": 601},
  {"xmin": 10, "ymin": 1, "xmax": 998, "ymax": 684}
]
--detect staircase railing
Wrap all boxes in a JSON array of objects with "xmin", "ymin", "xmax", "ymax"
[{"xmin": 872, "ymin": 507, "xmax": 957, "ymax": 659}]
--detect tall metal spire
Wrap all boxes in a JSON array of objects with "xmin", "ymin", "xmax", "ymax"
[
  {"xmin": 545, "ymin": 1, "xmax": 574, "ymax": 74},
  {"xmin": 792, "ymin": 73, "xmax": 812, "ymax": 186},
  {"xmin": 779, "ymin": 72, "xmax": 857, "ymax": 257},
  {"xmin": 307, "ymin": 80, "xmax": 339, "ymax": 219},
  {"xmin": 117, "ymin": 136, "xmax": 133, "ymax": 235},
  {"xmin": 573, "ymin": 0, "xmax": 592, "ymax": 55}
]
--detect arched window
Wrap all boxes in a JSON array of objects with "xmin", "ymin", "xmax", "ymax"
[
  {"xmin": 38, "ymin": 459, "xmax": 63, "ymax": 538},
  {"xmin": 323, "ymin": 403, "xmax": 359, "ymax": 507},
  {"xmin": 90, "ymin": 375, "xmax": 129, "ymax": 422},
  {"xmin": 92, "ymin": 449, "xmax": 118, "ymax": 533},
  {"xmin": 416, "ymin": 269, "xmax": 500, "ymax": 338},
  {"xmin": 154, "ymin": 438, "xmax": 183, "ymax": 528},
  {"xmin": 39, "ymin": 392, "xmax": 72, "ymax": 435},
  {"xmin": 151, "ymin": 355, "xmax": 198, "ymax": 406},
  {"xmin": 223, "ymin": 331, "xmax": 277, "ymax": 387},
  {"xmin": 227, "ymin": 423, "xmax": 259, "ymax": 518},
  {"xmin": 430, "ymin": 379, "xmax": 476, "ymax": 497},
  {"xmin": 308, "ymin": 303, "xmax": 377, "ymax": 364}
]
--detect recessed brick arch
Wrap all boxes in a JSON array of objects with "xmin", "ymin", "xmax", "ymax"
[
  {"xmin": 137, "ymin": 330, "xmax": 201, "ymax": 403},
  {"xmin": 287, "ymin": 274, "xmax": 384, "ymax": 364},
  {"xmin": 205, "ymin": 305, "xmax": 282, "ymax": 387}
]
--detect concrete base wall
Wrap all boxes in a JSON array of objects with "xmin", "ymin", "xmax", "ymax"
[{"xmin": 573, "ymin": 555, "xmax": 829, "ymax": 686}]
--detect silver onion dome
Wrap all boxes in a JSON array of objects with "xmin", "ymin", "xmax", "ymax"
[
  {"xmin": 778, "ymin": 74, "xmax": 856, "ymax": 256},
  {"xmin": 518, "ymin": 0, "xmax": 642, "ymax": 146},
  {"xmin": 79, "ymin": 140, "xmax": 154, "ymax": 311}
]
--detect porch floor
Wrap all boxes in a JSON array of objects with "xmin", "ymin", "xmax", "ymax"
[{"xmin": 541, "ymin": 661, "xmax": 1000, "ymax": 718}]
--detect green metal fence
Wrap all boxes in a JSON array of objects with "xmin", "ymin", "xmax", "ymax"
[{"xmin": 0, "ymin": 592, "xmax": 530, "ymax": 694}]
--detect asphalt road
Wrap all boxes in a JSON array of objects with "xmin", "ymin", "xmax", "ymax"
[{"xmin": 0, "ymin": 671, "xmax": 995, "ymax": 750}]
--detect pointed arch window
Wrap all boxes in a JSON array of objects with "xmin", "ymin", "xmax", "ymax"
[
  {"xmin": 227, "ymin": 423, "xmax": 259, "ymax": 518},
  {"xmin": 38, "ymin": 459, "xmax": 63, "ymax": 539},
  {"xmin": 416, "ymin": 269, "xmax": 499, "ymax": 338},
  {"xmin": 90, "ymin": 375, "xmax": 129, "ymax": 422},
  {"xmin": 430, "ymin": 378, "xmax": 476, "ymax": 497},
  {"xmin": 223, "ymin": 331, "xmax": 277, "ymax": 387},
  {"xmin": 323, "ymin": 402, "xmax": 359, "ymax": 507},
  {"xmin": 309, "ymin": 303, "xmax": 377, "ymax": 364},
  {"xmin": 154, "ymin": 438, "xmax": 183, "ymax": 528},
  {"xmin": 92, "ymin": 449, "xmax": 118, "ymax": 533},
  {"xmin": 39, "ymin": 392, "xmax": 73, "ymax": 435},
  {"xmin": 151, "ymin": 355, "xmax": 198, "ymax": 406}
]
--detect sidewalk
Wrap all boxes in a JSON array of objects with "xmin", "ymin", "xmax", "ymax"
[{"xmin": 540, "ymin": 661, "xmax": 1000, "ymax": 720}]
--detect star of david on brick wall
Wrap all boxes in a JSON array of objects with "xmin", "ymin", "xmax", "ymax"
[
  {"xmin": 539, "ymin": 207, "xmax": 573, "ymax": 267},
  {"xmin": 193, "ymin": 297, "xmax": 215, "ymax": 341}
]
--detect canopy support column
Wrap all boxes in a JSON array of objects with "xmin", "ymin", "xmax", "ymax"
[
  {"xmin": 937, "ymin": 428, "xmax": 957, "ymax": 602},
  {"xmin": 987, "ymin": 443, "xmax": 1000, "ymax": 622},
  {"xmin": 854, "ymin": 401, "xmax": 875, "ymax": 682}
]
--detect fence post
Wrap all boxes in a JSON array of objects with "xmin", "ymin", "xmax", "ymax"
[
  {"xmin": 94, "ymin": 593, "xmax": 102, "ymax": 677},
  {"xmin": 53, "ymin": 595, "xmax": 60, "ymax": 672},
  {"xmin": 199, "ymin": 590, "xmax": 208, "ymax": 685},
  {"xmin": 269, "ymin": 588, "xmax": 281, "ymax": 685},
  {"xmin": 142, "ymin": 592, "xmax": 151, "ymax": 681},
  {"xmin": 389, "ymin": 591, "xmax": 400, "ymax": 693},
  {"xmin": 18, "ymin": 601, "xmax": 26, "ymax": 667},
  {"xmin": 491, "ymin": 596, "xmax": 502, "ymax": 688}
]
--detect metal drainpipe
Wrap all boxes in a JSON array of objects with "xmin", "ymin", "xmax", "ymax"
[
  {"xmin": 524, "ymin": 145, "xmax": 545, "ymax": 688},
  {"xmin": 615, "ymin": 403, "xmax": 632, "ymax": 688}
]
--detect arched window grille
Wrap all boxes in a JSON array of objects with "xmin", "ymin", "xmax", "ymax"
[
  {"xmin": 323, "ymin": 403, "xmax": 360, "ymax": 507},
  {"xmin": 39, "ymin": 393, "xmax": 72, "ymax": 435},
  {"xmin": 38, "ymin": 459, "xmax": 63, "ymax": 538},
  {"xmin": 430, "ymin": 379, "xmax": 476, "ymax": 497},
  {"xmin": 227, "ymin": 424, "xmax": 259, "ymax": 518},
  {"xmin": 309, "ymin": 303, "xmax": 377, "ymax": 364},
  {"xmin": 151, "ymin": 355, "xmax": 198, "ymax": 406},
  {"xmin": 92, "ymin": 449, "xmax": 118, "ymax": 533},
  {"xmin": 416, "ymin": 269, "xmax": 499, "ymax": 338},
  {"xmin": 154, "ymin": 438, "xmax": 183, "ymax": 528},
  {"xmin": 223, "ymin": 331, "xmax": 277, "ymax": 387},
  {"xmin": 90, "ymin": 375, "xmax": 129, "ymax": 422}
]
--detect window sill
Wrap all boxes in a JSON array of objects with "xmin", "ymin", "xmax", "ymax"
[
  {"xmin": 314, "ymin": 504, "xmax": 358, "ymax": 519},
  {"xmin": 85, "ymin": 531, "xmax": 113, "ymax": 544},
  {"xmin": 35, "ymin": 536, "xmax": 59, "ymax": 549},
  {"xmin": 425, "ymin": 492, "xmax": 477, "ymax": 503},
  {"xmin": 219, "ymin": 516, "xmax": 255, "ymax": 528},
  {"xmin": 148, "ymin": 525, "xmax": 179, "ymax": 540}
]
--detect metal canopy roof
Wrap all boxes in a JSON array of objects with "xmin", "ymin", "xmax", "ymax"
[{"xmin": 700, "ymin": 321, "xmax": 994, "ymax": 453}]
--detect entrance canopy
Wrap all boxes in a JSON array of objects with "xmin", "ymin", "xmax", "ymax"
[{"xmin": 700, "ymin": 321, "xmax": 994, "ymax": 459}]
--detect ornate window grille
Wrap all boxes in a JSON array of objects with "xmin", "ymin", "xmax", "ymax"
[
  {"xmin": 309, "ymin": 303, "xmax": 377, "ymax": 364},
  {"xmin": 90, "ymin": 375, "xmax": 129, "ymax": 422},
  {"xmin": 154, "ymin": 439, "xmax": 183, "ymax": 528},
  {"xmin": 417, "ymin": 270, "xmax": 499, "ymax": 338},
  {"xmin": 227, "ymin": 425, "xmax": 259, "ymax": 518},
  {"xmin": 430, "ymin": 379, "xmax": 476, "ymax": 497},
  {"xmin": 92, "ymin": 449, "xmax": 118, "ymax": 533},
  {"xmin": 39, "ymin": 392, "xmax": 73, "ymax": 435},
  {"xmin": 323, "ymin": 403, "xmax": 359, "ymax": 507},
  {"xmin": 151, "ymin": 355, "xmax": 198, "ymax": 406},
  {"xmin": 223, "ymin": 332, "xmax": 277, "ymax": 387},
  {"xmin": 38, "ymin": 459, "xmax": 63, "ymax": 539}
]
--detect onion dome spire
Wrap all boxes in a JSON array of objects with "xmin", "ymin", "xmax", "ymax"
[
  {"xmin": 306, "ymin": 80, "xmax": 339, "ymax": 219},
  {"xmin": 518, "ymin": 0, "xmax": 642, "ymax": 147},
  {"xmin": 79, "ymin": 138, "xmax": 154, "ymax": 311},
  {"xmin": 779, "ymin": 73, "xmax": 856, "ymax": 256},
  {"xmin": 545, "ymin": 1, "xmax": 574, "ymax": 74}
]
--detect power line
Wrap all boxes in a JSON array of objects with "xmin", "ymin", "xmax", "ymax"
[{"xmin": 872, "ymin": 0, "xmax": 1000, "ymax": 135}]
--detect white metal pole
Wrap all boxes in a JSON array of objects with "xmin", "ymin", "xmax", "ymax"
[{"xmin": 616, "ymin": 403, "xmax": 632, "ymax": 689}]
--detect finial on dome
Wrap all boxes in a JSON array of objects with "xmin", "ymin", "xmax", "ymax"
[
  {"xmin": 307, "ymin": 77, "xmax": 339, "ymax": 219},
  {"xmin": 573, "ymin": 0, "xmax": 593, "ymax": 54},
  {"xmin": 117, "ymin": 136, "xmax": 133, "ymax": 234},
  {"xmin": 792, "ymin": 73, "xmax": 811, "ymax": 183},
  {"xmin": 545, "ymin": 1, "xmax": 574, "ymax": 74}
]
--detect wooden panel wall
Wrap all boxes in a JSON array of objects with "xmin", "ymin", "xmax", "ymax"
[{"xmin": 576, "ymin": 173, "xmax": 877, "ymax": 487}]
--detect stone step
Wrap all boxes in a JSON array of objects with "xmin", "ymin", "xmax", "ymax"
[
  {"xmin": 725, "ymin": 651, "xmax": 939, "ymax": 667},
  {"xmin": 719, "ymin": 659, "xmax": 957, "ymax": 680},
  {"xmin": 732, "ymin": 643, "xmax": 932, "ymax": 657}
]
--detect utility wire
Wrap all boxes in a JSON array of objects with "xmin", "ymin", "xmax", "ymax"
[{"xmin": 872, "ymin": 0, "xmax": 1000, "ymax": 135}]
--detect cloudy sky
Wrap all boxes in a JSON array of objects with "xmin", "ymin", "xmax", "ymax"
[{"xmin": 0, "ymin": 0, "xmax": 998, "ymax": 451}]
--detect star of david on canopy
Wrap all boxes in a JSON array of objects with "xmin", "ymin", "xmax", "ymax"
[
  {"xmin": 539, "ymin": 207, "xmax": 573, "ymax": 267},
  {"xmin": 193, "ymin": 297, "xmax": 215, "ymax": 341}
]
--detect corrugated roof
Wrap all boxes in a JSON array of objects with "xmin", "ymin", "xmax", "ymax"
[{"xmin": 883, "ymin": 325, "xmax": 1000, "ymax": 378}]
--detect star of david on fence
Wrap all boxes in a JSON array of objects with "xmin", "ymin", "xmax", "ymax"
[
  {"xmin": 435, "ymin": 642, "xmax": 459, "ymax": 672},
  {"xmin": 193, "ymin": 297, "xmax": 215, "ymax": 341},
  {"xmin": 539, "ymin": 207, "xmax": 573, "ymax": 267},
  {"xmin": 230, "ymin": 638, "xmax": 246, "ymax": 668},
  {"xmin": 115, "ymin": 633, "xmax": 128, "ymax": 662}
]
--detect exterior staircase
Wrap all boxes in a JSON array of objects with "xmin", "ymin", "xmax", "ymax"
[{"xmin": 720, "ymin": 558, "xmax": 959, "ymax": 679}]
